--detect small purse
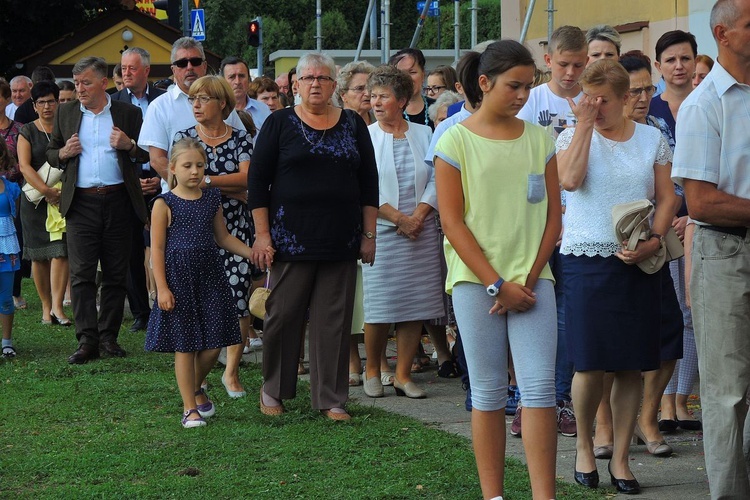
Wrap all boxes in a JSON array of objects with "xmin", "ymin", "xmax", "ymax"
[
  {"xmin": 249, "ymin": 270, "xmax": 271, "ymax": 319},
  {"xmin": 22, "ymin": 162, "xmax": 63, "ymax": 207},
  {"xmin": 612, "ymin": 199, "xmax": 684, "ymax": 274}
]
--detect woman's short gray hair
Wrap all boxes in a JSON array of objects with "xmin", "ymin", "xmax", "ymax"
[
  {"xmin": 428, "ymin": 91, "xmax": 461, "ymax": 122},
  {"xmin": 336, "ymin": 61, "xmax": 375, "ymax": 97},
  {"xmin": 296, "ymin": 52, "xmax": 336, "ymax": 79},
  {"xmin": 586, "ymin": 25, "xmax": 622, "ymax": 54},
  {"xmin": 367, "ymin": 65, "xmax": 414, "ymax": 108}
]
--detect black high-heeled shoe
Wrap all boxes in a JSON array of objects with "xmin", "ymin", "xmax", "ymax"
[
  {"xmin": 608, "ymin": 461, "xmax": 640, "ymax": 494},
  {"xmin": 51, "ymin": 313, "xmax": 72, "ymax": 327},
  {"xmin": 574, "ymin": 453, "xmax": 599, "ymax": 489}
]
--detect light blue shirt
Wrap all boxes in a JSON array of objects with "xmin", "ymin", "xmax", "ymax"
[
  {"xmin": 244, "ymin": 97, "xmax": 271, "ymax": 130},
  {"xmin": 76, "ymin": 95, "xmax": 124, "ymax": 188},
  {"xmin": 424, "ymin": 104, "xmax": 472, "ymax": 167},
  {"xmin": 672, "ymin": 60, "xmax": 750, "ymax": 224}
]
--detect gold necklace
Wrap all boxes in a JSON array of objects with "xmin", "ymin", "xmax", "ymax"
[
  {"xmin": 299, "ymin": 107, "xmax": 330, "ymax": 147},
  {"xmin": 198, "ymin": 123, "xmax": 228, "ymax": 140},
  {"xmin": 599, "ymin": 120, "xmax": 627, "ymax": 152}
]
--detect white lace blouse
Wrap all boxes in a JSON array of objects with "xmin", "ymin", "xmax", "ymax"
[{"xmin": 557, "ymin": 122, "xmax": 672, "ymax": 257}]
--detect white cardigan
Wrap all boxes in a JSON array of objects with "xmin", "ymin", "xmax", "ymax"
[{"xmin": 367, "ymin": 121, "xmax": 437, "ymax": 227}]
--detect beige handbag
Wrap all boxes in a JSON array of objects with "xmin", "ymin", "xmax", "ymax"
[
  {"xmin": 612, "ymin": 199, "xmax": 684, "ymax": 274},
  {"xmin": 22, "ymin": 162, "xmax": 63, "ymax": 207},
  {"xmin": 249, "ymin": 271, "xmax": 271, "ymax": 319}
]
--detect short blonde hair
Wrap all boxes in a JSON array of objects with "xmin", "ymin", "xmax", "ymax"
[
  {"xmin": 579, "ymin": 59, "xmax": 630, "ymax": 98},
  {"xmin": 189, "ymin": 75, "xmax": 235, "ymax": 120}
]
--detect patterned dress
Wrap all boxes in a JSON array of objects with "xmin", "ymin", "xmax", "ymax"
[
  {"xmin": 145, "ymin": 188, "xmax": 241, "ymax": 352},
  {"xmin": 173, "ymin": 127, "xmax": 254, "ymax": 317}
]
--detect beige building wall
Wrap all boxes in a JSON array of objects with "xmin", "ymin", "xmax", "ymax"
[{"xmin": 501, "ymin": 0, "xmax": 716, "ymax": 84}]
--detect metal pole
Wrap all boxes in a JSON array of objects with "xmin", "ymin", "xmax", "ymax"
[
  {"xmin": 519, "ymin": 0, "xmax": 538, "ymax": 44},
  {"xmin": 547, "ymin": 0, "xmax": 555, "ymax": 43},
  {"xmin": 471, "ymin": 0, "xmax": 478, "ymax": 48},
  {"xmin": 384, "ymin": 0, "xmax": 391, "ymax": 63},
  {"xmin": 355, "ymin": 0, "xmax": 377, "ymax": 62},
  {"xmin": 316, "ymin": 0, "xmax": 322, "ymax": 52},
  {"xmin": 453, "ymin": 0, "xmax": 460, "ymax": 63},
  {"xmin": 370, "ymin": 3, "xmax": 378, "ymax": 50},
  {"xmin": 380, "ymin": 0, "xmax": 386, "ymax": 63},
  {"xmin": 410, "ymin": 0, "xmax": 432, "ymax": 48},
  {"xmin": 182, "ymin": 0, "xmax": 189, "ymax": 37},
  {"xmin": 257, "ymin": 17, "xmax": 264, "ymax": 76}
]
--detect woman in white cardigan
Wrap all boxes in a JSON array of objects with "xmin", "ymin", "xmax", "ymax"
[{"xmin": 361, "ymin": 65, "xmax": 445, "ymax": 399}]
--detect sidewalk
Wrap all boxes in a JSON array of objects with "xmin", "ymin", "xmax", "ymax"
[{"xmin": 339, "ymin": 339, "xmax": 710, "ymax": 499}]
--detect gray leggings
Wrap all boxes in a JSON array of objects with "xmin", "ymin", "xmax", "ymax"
[{"xmin": 452, "ymin": 280, "xmax": 557, "ymax": 412}]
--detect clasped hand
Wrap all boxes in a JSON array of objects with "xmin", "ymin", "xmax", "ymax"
[
  {"xmin": 396, "ymin": 214, "xmax": 423, "ymax": 239},
  {"xmin": 490, "ymin": 282, "xmax": 537, "ymax": 315}
]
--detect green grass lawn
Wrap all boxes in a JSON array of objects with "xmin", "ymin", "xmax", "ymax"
[{"xmin": 1, "ymin": 280, "xmax": 604, "ymax": 499}]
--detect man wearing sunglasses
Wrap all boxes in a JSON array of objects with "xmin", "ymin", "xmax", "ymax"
[{"xmin": 139, "ymin": 37, "xmax": 245, "ymax": 185}]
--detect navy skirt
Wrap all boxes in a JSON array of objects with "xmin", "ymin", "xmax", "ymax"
[
  {"xmin": 659, "ymin": 265, "xmax": 684, "ymax": 361},
  {"xmin": 562, "ymin": 254, "xmax": 661, "ymax": 372}
]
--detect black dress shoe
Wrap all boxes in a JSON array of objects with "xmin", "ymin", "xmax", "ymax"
[
  {"xmin": 608, "ymin": 461, "xmax": 640, "ymax": 494},
  {"xmin": 68, "ymin": 344, "xmax": 100, "ymax": 364},
  {"xmin": 100, "ymin": 340, "xmax": 127, "ymax": 358},
  {"xmin": 130, "ymin": 317, "xmax": 148, "ymax": 332},
  {"xmin": 658, "ymin": 418, "xmax": 678, "ymax": 433},
  {"xmin": 574, "ymin": 452, "xmax": 599, "ymax": 489},
  {"xmin": 676, "ymin": 417, "xmax": 702, "ymax": 431}
]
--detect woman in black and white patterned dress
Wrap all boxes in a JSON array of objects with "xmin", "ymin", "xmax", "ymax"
[{"xmin": 174, "ymin": 75, "xmax": 255, "ymax": 399}]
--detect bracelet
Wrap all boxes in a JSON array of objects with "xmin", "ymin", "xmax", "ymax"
[{"xmin": 650, "ymin": 233, "xmax": 663, "ymax": 241}]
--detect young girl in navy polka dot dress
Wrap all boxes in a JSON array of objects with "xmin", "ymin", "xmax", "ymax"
[{"xmin": 146, "ymin": 138, "xmax": 274, "ymax": 428}]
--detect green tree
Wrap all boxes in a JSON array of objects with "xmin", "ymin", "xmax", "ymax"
[
  {"xmin": 300, "ymin": 10, "xmax": 355, "ymax": 50},
  {"xmin": 418, "ymin": 0, "xmax": 502, "ymax": 50}
]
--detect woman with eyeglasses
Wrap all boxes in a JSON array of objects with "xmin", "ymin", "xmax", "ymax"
[
  {"xmin": 17, "ymin": 81, "xmax": 71, "ymax": 327},
  {"xmin": 248, "ymin": 52, "xmax": 378, "ymax": 421},
  {"xmin": 336, "ymin": 61, "xmax": 375, "ymax": 126},
  {"xmin": 425, "ymin": 65, "xmax": 458, "ymax": 100},
  {"xmin": 649, "ymin": 31, "xmax": 704, "ymax": 437},
  {"xmin": 173, "ymin": 75, "xmax": 255, "ymax": 401}
]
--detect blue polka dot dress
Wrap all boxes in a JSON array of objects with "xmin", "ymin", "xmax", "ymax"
[{"xmin": 145, "ymin": 188, "xmax": 242, "ymax": 353}]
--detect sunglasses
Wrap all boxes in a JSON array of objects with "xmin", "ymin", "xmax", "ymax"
[{"xmin": 172, "ymin": 57, "xmax": 204, "ymax": 68}]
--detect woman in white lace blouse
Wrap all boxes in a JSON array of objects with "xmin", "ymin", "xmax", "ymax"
[{"xmin": 556, "ymin": 59, "xmax": 678, "ymax": 495}]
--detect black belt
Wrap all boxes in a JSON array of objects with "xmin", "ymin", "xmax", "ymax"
[
  {"xmin": 704, "ymin": 225, "xmax": 748, "ymax": 238},
  {"xmin": 76, "ymin": 184, "xmax": 125, "ymax": 195}
]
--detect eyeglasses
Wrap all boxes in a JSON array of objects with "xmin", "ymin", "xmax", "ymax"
[
  {"xmin": 298, "ymin": 75, "xmax": 335, "ymax": 85},
  {"xmin": 627, "ymin": 85, "xmax": 657, "ymax": 98},
  {"xmin": 345, "ymin": 85, "xmax": 367, "ymax": 94},
  {"xmin": 34, "ymin": 98, "xmax": 58, "ymax": 107},
  {"xmin": 172, "ymin": 57, "xmax": 204, "ymax": 68},
  {"xmin": 187, "ymin": 96, "xmax": 219, "ymax": 105},
  {"xmin": 423, "ymin": 85, "xmax": 446, "ymax": 94}
]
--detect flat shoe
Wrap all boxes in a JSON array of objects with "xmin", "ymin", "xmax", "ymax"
[
  {"xmin": 363, "ymin": 375, "xmax": 384, "ymax": 398},
  {"xmin": 222, "ymin": 374, "xmax": 247, "ymax": 399},
  {"xmin": 259, "ymin": 386, "xmax": 285, "ymax": 416},
  {"xmin": 41, "ymin": 318, "xmax": 53, "ymax": 326},
  {"xmin": 348, "ymin": 372, "xmax": 362, "ymax": 386},
  {"xmin": 321, "ymin": 408, "xmax": 351, "ymax": 421},
  {"xmin": 658, "ymin": 418, "xmax": 678, "ymax": 434},
  {"xmin": 676, "ymin": 417, "xmax": 702, "ymax": 431},
  {"xmin": 380, "ymin": 371, "xmax": 394, "ymax": 386},
  {"xmin": 194, "ymin": 388, "xmax": 215, "ymax": 418},
  {"xmin": 437, "ymin": 360, "xmax": 458, "ymax": 378},
  {"xmin": 182, "ymin": 409, "xmax": 206, "ymax": 428},
  {"xmin": 393, "ymin": 378, "xmax": 426, "ymax": 399},
  {"xmin": 633, "ymin": 423, "xmax": 673, "ymax": 457},
  {"xmin": 593, "ymin": 444, "xmax": 613, "ymax": 459}
]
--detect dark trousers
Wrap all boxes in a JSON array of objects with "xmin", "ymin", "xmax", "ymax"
[
  {"xmin": 66, "ymin": 189, "xmax": 133, "ymax": 347},
  {"xmin": 262, "ymin": 260, "xmax": 356, "ymax": 410},
  {"xmin": 125, "ymin": 218, "xmax": 150, "ymax": 322}
]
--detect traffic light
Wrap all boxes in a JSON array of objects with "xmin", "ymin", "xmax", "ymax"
[
  {"xmin": 154, "ymin": 0, "xmax": 181, "ymax": 31},
  {"xmin": 248, "ymin": 19, "xmax": 261, "ymax": 47}
]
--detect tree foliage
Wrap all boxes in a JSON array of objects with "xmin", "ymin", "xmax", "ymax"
[{"xmin": 0, "ymin": 0, "xmax": 122, "ymax": 77}]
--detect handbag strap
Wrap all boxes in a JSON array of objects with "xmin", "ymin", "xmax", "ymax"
[{"xmin": 264, "ymin": 269, "xmax": 270, "ymax": 289}]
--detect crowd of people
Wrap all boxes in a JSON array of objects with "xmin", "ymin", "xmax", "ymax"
[{"xmin": 2, "ymin": 0, "xmax": 750, "ymax": 498}]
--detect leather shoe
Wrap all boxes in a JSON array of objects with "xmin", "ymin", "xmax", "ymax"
[
  {"xmin": 574, "ymin": 452, "xmax": 599, "ymax": 488},
  {"xmin": 608, "ymin": 461, "xmax": 640, "ymax": 494},
  {"xmin": 130, "ymin": 317, "xmax": 148, "ymax": 332},
  {"xmin": 100, "ymin": 340, "xmax": 127, "ymax": 358},
  {"xmin": 68, "ymin": 344, "xmax": 100, "ymax": 364},
  {"xmin": 633, "ymin": 423, "xmax": 673, "ymax": 457}
]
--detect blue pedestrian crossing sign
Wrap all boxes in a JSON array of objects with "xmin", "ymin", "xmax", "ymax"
[{"xmin": 191, "ymin": 9, "xmax": 206, "ymax": 41}]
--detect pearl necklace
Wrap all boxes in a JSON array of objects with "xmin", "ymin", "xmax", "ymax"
[{"xmin": 198, "ymin": 123, "xmax": 228, "ymax": 140}]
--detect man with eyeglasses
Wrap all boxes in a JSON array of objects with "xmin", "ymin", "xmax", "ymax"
[
  {"xmin": 220, "ymin": 56, "xmax": 271, "ymax": 131},
  {"xmin": 139, "ymin": 37, "xmax": 245, "ymax": 185}
]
